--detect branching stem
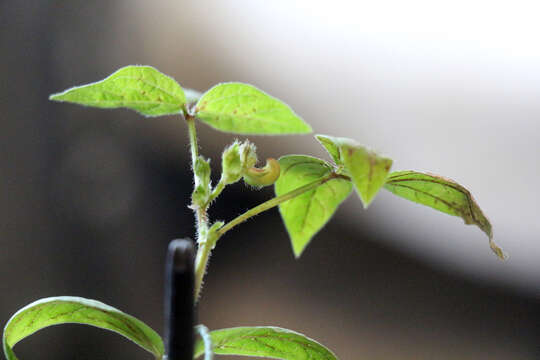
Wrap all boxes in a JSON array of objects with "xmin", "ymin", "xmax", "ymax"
[
  {"xmin": 187, "ymin": 112, "xmax": 348, "ymax": 300},
  {"xmin": 215, "ymin": 172, "xmax": 346, "ymax": 240},
  {"xmin": 186, "ymin": 114, "xmax": 211, "ymax": 301},
  {"xmin": 207, "ymin": 179, "xmax": 226, "ymax": 205}
]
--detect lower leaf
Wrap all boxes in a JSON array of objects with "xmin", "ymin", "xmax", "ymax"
[
  {"xmin": 2, "ymin": 296, "xmax": 164, "ymax": 360},
  {"xmin": 193, "ymin": 326, "xmax": 338, "ymax": 360}
]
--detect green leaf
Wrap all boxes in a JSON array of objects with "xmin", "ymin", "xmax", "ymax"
[
  {"xmin": 315, "ymin": 134, "xmax": 342, "ymax": 165},
  {"xmin": 384, "ymin": 170, "xmax": 506, "ymax": 260},
  {"xmin": 316, "ymin": 135, "xmax": 393, "ymax": 208},
  {"xmin": 275, "ymin": 155, "xmax": 352, "ymax": 257},
  {"xmin": 193, "ymin": 327, "xmax": 338, "ymax": 360},
  {"xmin": 194, "ymin": 83, "xmax": 312, "ymax": 135},
  {"xmin": 49, "ymin": 65, "xmax": 186, "ymax": 117},
  {"xmin": 3, "ymin": 296, "xmax": 164, "ymax": 360}
]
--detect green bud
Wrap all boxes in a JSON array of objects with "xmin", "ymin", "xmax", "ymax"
[
  {"xmin": 221, "ymin": 141, "xmax": 243, "ymax": 185},
  {"xmin": 239, "ymin": 141, "xmax": 258, "ymax": 170},
  {"xmin": 221, "ymin": 140, "xmax": 258, "ymax": 185},
  {"xmin": 192, "ymin": 156, "xmax": 211, "ymax": 207}
]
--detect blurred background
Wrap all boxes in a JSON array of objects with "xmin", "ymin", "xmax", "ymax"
[{"xmin": 1, "ymin": 1, "xmax": 539, "ymax": 359}]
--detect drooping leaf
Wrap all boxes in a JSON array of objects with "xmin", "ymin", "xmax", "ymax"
[
  {"xmin": 315, "ymin": 135, "xmax": 392, "ymax": 208},
  {"xmin": 384, "ymin": 170, "xmax": 506, "ymax": 259},
  {"xmin": 315, "ymin": 134, "xmax": 342, "ymax": 165},
  {"xmin": 2, "ymin": 297, "xmax": 164, "ymax": 360},
  {"xmin": 49, "ymin": 65, "xmax": 186, "ymax": 117},
  {"xmin": 194, "ymin": 83, "xmax": 312, "ymax": 135},
  {"xmin": 193, "ymin": 327, "xmax": 338, "ymax": 360},
  {"xmin": 275, "ymin": 155, "xmax": 352, "ymax": 257}
]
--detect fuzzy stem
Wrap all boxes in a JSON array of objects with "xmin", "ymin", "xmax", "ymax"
[
  {"xmin": 186, "ymin": 114, "xmax": 210, "ymax": 301},
  {"xmin": 194, "ymin": 240, "xmax": 212, "ymax": 301},
  {"xmin": 207, "ymin": 179, "xmax": 226, "ymax": 205},
  {"xmin": 186, "ymin": 116, "xmax": 199, "ymax": 168}
]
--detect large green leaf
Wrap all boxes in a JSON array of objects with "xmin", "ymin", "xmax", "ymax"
[
  {"xmin": 193, "ymin": 327, "xmax": 338, "ymax": 360},
  {"xmin": 275, "ymin": 155, "xmax": 352, "ymax": 257},
  {"xmin": 194, "ymin": 83, "xmax": 312, "ymax": 134},
  {"xmin": 384, "ymin": 170, "xmax": 506, "ymax": 259},
  {"xmin": 316, "ymin": 135, "xmax": 392, "ymax": 208},
  {"xmin": 3, "ymin": 297, "xmax": 164, "ymax": 360},
  {"xmin": 49, "ymin": 65, "xmax": 186, "ymax": 117}
]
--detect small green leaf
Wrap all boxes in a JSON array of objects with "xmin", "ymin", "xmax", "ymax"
[
  {"xmin": 194, "ymin": 83, "xmax": 312, "ymax": 135},
  {"xmin": 316, "ymin": 135, "xmax": 392, "ymax": 208},
  {"xmin": 384, "ymin": 170, "xmax": 506, "ymax": 260},
  {"xmin": 275, "ymin": 155, "xmax": 352, "ymax": 257},
  {"xmin": 315, "ymin": 134, "xmax": 342, "ymax": 165},
  {"xmin": 49, "ymin": 65, "xmax": 186, "ymax": 117},
  {"xmin": 3, "ymin": 296, "xmax": 164, "ymax": 360},
  {"xmin": 193, "ymin": 327, "xmax": 338, "ymax": 360}
]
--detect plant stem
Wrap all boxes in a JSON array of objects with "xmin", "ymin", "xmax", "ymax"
[
  {"xmin": 207, "ymin": 179, "xmax": 226, "ymax": 205},
  {"xmin": 185, "ymin": 114, "xmax": 210, "ymax": 301},
  {"xmin": 194, "ymin": 240, "xmax": 212, "ymax": 300},
  {"xmin": 186, "ymin": 115, "xmax": 199, "ymax": 168},
  {"xmin": 216, "ymin": 172, "xmax": 344, "ymax": 239}
]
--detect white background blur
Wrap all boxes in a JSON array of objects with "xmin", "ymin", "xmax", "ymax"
[{"xmin": 119, "ymin": 0, "xmax": 540, "ymax": 294}]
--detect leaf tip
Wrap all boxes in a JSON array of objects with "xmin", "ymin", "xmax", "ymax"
[
  {"xmin": 301, "ymin": 122, "xmax": 313, "ymax": 134},
  {"xmin": 291, "ymin": 238, "xmax": 310, "ymax": 259},
  {"xmin": 49, "ymin": 92, "xmax": 63, "ymax": 101},
  {"xmin": 292, "ymin": 245, "xmax": 305, "ymax": 259},
  {"xmin": 489, "ymin": 239, "xmax": 508, "ymax": 261}
]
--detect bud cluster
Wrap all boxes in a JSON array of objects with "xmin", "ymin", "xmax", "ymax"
[{"xmin": 221, "ymin": 140, "xmax": 258, "ymax": 185}]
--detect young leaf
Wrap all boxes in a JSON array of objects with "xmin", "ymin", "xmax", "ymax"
[
  {"xmin": 384, "ymin": 170, "xmax": 506, "ymax": 260},
  {"xmin": 315, "ymin": 134, "xmax": 342, "ymax": 165},
  {"xmin": 275, "ymin": 155, "xmax": 352, "ymax": 257},
  {"xmin": 2, "ymin": 296, "xmax": 164, "ymax": 360},
  {"xmin": 316, "ymin": 135, "xmax": 393, "ymax": 208},
  {"xmin": 49, "ymin": 65, "xmax": 186, "ymax": 117},
  {"xmin": 193, "ymin": 326, "xmax": 338, "ymax": 360},
  {"xmin": 194, "ymin": 83, "xmax": 312, "ymax": 135}
]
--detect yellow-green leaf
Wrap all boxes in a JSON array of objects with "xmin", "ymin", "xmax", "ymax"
[
  {"xmin": 384, "ymin": 170, "xmax": 506, "ymax": 260},
  {"xmin": 194, "ymin": 83, "xmax": 312, "ymax": 135},
  {"xmin": 275, "ymin": 155, "xmax": 352, "ymax": 257},
  {"xmin": 3, "ymin": 297, "xmax": 164, "ymax": 360},
  {"xmin": 315, "ymin": 134, "xmax": 342, "ymax": 165},
  {"xmin": 193, "ymin": 327, "xmax": 338, "ymax": 360},
  {"xmin": 49, "ymin": 65, "xmax": 186, "ymax": 117},
  {"xmin": 316, "ymin": 135, "xmax": 392, "ymax": 208}
]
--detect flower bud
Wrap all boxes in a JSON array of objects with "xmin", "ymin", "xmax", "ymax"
[
  {"xmin": 221, "ymin": 140, "xmax": 258, "ymax": 185},
  {"xmin": 239, "ymin": 141, "xmax": 258, "ymax": 170},
  {"xmin": 191, "ymin": 156, "xmax": 211, "ymax": 207},
  {"xmin": 221, "ymin": 141, "xmax": 243, "ymax": 185}
]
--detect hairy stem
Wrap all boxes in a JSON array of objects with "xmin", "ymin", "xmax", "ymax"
[
  {"xmin": 186, "ymin": 114, "xmax": 210, "ymax": 301},
  {"xmin": 216, "ymin": 172, "xmax": 344, "ymax": 239},
  {"xmin": 186, "ymin": 115, "xmax": 199, "ymax": 168},
  {"xmin": 194, "ymin": 240, "xmax": 212, "ymax": 301},
  {"xmin": 207, "ymin": 179, "xmax": 226, "ymax": 205}
]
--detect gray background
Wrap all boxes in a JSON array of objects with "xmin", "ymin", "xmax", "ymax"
[{"xmin": 1, "ymin": 2, "xmax": 538, "ymax": 359}]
